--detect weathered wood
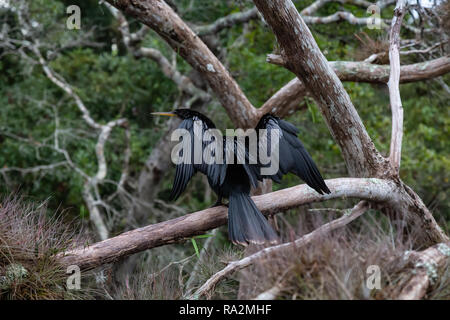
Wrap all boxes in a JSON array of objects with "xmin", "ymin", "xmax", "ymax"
[
  {"xmin": 252, "ymin": 0, "xmax": 448, "ymax": 246},
  {"xmin": 75, "ymin": 0, "xmax": 448, "ymax": 273},
  {"xmin": 58, "ymin": 178, "xmax": 401, "ymax": 270},
  {"xmin": 332, "ymin": 57, "xmax": 450, "ymax": 83}
]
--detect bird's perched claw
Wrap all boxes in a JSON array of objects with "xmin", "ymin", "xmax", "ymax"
[{"xmin": 210, "ymin": 198, "xmax": 228, "ymax": 208}]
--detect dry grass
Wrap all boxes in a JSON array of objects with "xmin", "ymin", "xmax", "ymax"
[
  {"xmin": 111, "ymin": 230, "xmax": 243, "ymax": 300},
  {"xmin": 3, "ymin": 195, "xmax": 446, "ymax": 300},
  {"xmin": 0, "ymin": 195, "xmax": 92, "ymax": 299},
  {"xmin": 353, "ymin": 32, "xmax": 390, "ymax": 64},
  {"xmin": 230, "ymin": 209, "xmax": 449, "ymax": 300},
  {"xmin": 113, "ymin": 208, "xmax": 448, "ymax": 300},
  {"xmin": 111, "ymin": 266, "xmax": 184, "ymax": 300}
]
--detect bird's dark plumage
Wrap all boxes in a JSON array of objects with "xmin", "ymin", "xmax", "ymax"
[
  {"xmin": 251, "ymin": 114, "xmax": 331, "ymax": 195},
  {"xmin": 154, "ymin": 109, "xmax": 330, "ymax": 245}
]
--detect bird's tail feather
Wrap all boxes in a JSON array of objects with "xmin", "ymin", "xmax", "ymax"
[{"xmin": 228, "ymin": 191, "xmax": 278, "ymax": 245}]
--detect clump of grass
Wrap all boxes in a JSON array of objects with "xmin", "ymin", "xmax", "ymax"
[
  {"xmin": 236, "ymin": 210, "xmax": 449, "ymax": 300},
  {"xmin": 194, "ymin": 245, "xmax": 243, "ymax": 300},
  {"xmin": 111, "ymin": 230, "xmax": 243, "ymax": 300},
  {"xmin": 0, "ymin": 195, "xmax": 91, "ymax": 299},
  {"xmin": 111, "ymin": 265, "xmax": 184, "ymax": 300},
  {"xmin": 353, "ymin": 32, "xmax": 390, "ymax": 64}
]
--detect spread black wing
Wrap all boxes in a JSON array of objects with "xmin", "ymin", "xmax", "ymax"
[
  {"xmin": 246, "ymin": 114, "xmax": 331, "ymax": 195},
  {"xmin": 169, "ymin": 115, "xmax": 227, "ymax": 200}
]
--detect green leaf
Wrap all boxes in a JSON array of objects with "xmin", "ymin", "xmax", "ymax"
[
  {"xmin": 191, "ymin": 238, "xmax": 200, "ymax": 258},
  {"xmin": 306, "ymin": 98, "xmax": 317, "ymax": 123},
  {"xmin": 193, "ymin": 234, "xmax": 214, "ymax": 239}
]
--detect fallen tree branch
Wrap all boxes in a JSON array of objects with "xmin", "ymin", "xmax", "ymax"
[
  {"xmin": 58, "ymin": 178, "xmax": 404, "ymax": 270},
  {"xmin": 188, "ymin": 201, "xmax": 369, "ymax": 299}
]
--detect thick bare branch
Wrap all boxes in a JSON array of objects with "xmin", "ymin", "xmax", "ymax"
[
  {"xmin": 300, "ymin": 0, "xmax": 384, "ymax": 16},
  {"xmin": 256, "ymin": 0, "xmax": 448, "ymax": 246},
  {"xmin": 332, "ymin": 57, "xmax": 450, "ymax": 83},
  {"xmin": 59, "ymin": 178, "xmax": 414, "ymax": 270},
  {"xmin": 269, "ymin": 55, "xmax": 450, "ymax": 83},
  {"xmin": 262, "ymin": 56, "xmax": 450, "ymax": 117},
  {"xmin": 258, "ymin": 77, "xmax": 307, "ymax": 117}
]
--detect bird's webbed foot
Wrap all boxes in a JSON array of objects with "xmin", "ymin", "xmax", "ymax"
[{"xmin": 211, "ymin": 197, "xmax": 228, "ymax": 208}]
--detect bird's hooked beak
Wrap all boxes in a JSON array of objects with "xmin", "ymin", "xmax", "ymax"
[{"xmin": 151, "ymin": 112, "xmax": 176, "ymax": 117}]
